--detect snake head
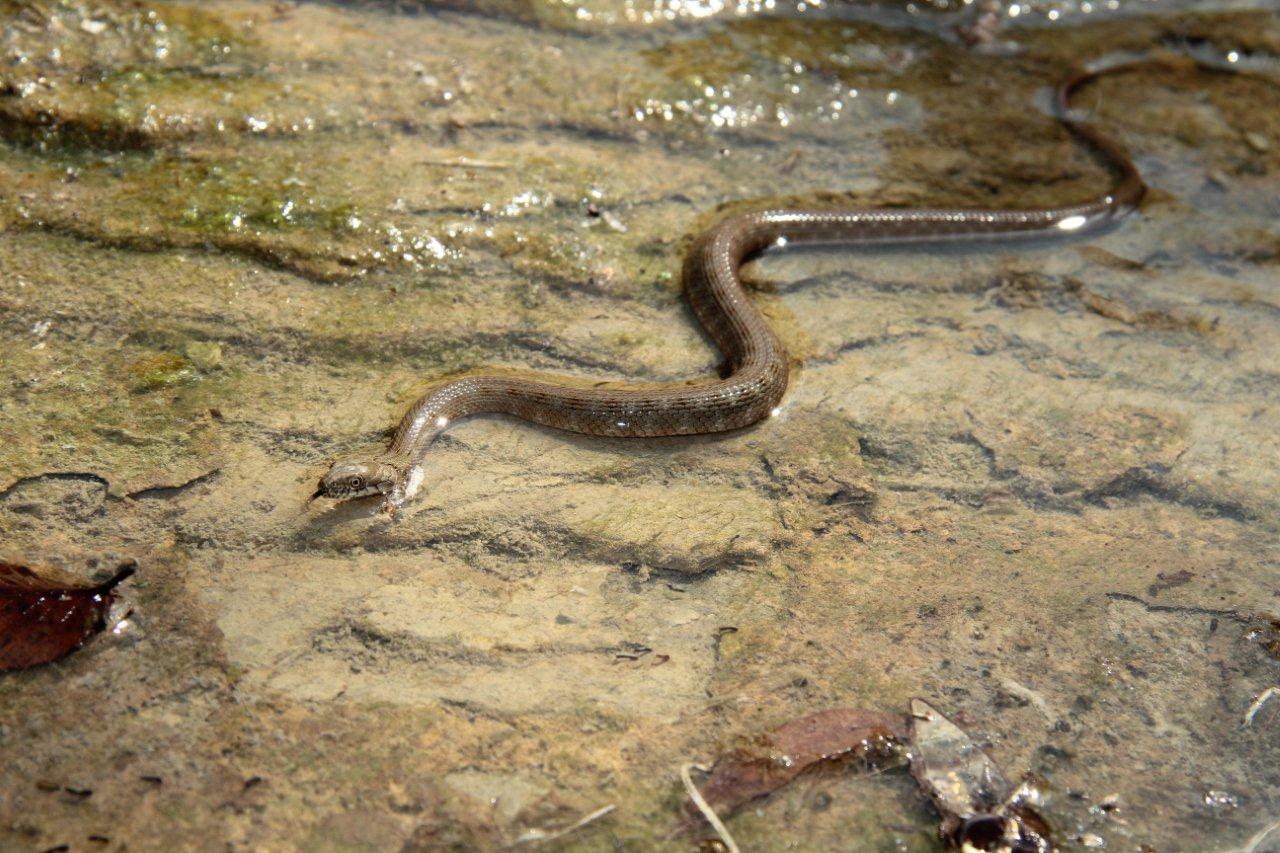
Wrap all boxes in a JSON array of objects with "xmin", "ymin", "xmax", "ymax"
[{"xmin": 309, "ymin": 459, "xmax": 398, "ymax": 504}]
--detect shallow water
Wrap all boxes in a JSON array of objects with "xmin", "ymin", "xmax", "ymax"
[{"xmin": 1, "ymin": 1, "xmax": 1279, "ymax": 849}]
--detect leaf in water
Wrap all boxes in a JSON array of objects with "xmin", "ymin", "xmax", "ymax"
[
  {"xmin": 908, "ymin": 699, "xmax": 1053, "ymax": 852},
  {"xmin": 0, "ymin": 559, "xmax": 136, "ymax": 672},
  {"xmin": 690, "ymin": 708, "xmax": 908, "ymax": 824},
  {"xmin": 909, "ymin": 697, "xmax": 1008, "ymax": 824}
]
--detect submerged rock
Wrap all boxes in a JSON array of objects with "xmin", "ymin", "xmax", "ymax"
[{"xmin": 0, "ymin": 1, "xmax": 1278, "ymax": 850}]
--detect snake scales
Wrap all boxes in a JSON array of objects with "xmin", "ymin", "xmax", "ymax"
[{"xmin": 311, "ymin": 60, "xmax": 1152, "ymax": 510}]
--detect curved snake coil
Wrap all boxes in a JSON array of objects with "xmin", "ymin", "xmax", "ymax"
[{"xmin": 311, "ymin": 60, "xmax": 1152, "ymax": 510}]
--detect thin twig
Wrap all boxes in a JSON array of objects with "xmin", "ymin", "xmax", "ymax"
[
  {"xmin": 1244, "ymin": 686, "xmax": 1280, "ymax": 728},
  {"xmin": 1236, "ymin": 816, "xmax": 1280, "ymax": 853},
  {"xmin": 681, "ymin": 763, "xmax": 740, "ymax": 853},
  {"xmin": 419, "ymin": 157, "xmax": 511, "ymax": 170},
  {"xmin": 512, "ymin": 803, "xmax": 615, "ymax": 846}
]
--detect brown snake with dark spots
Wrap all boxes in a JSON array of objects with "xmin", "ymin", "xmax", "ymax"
[{"xmin": 310, "ymin": 59, "xmax": 1156, "ymax": 512}]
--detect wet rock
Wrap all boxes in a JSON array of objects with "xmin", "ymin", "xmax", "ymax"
[
  {"xmin": 0, "ymin": 2, "xmax": 1278, "ymax": 851},
  {"xmin": 444, "ymin": 769, "xmax": 546, "ymax": 821},
  {"xmin": 549, "ymin": 483, "xmax": 778, "ymax": 574}
]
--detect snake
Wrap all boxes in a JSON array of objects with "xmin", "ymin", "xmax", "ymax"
[{"xmin": 309, "ymin": 59, "xmax": 1151, "ymax": 511}]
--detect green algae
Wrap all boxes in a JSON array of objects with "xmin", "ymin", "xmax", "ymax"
[
  {"xmin": 0, "ymin": 1, "xmax": 266, "ymax": 149},
  {"xmin": 0, "ymin": 141, "xmax": 387, "ymax": 280},
  {"xmin": 0, "ymin": 247, "xmax": 254, "ymax": 494},
  {"xmin": 127, "ymin": 351, "xmax": 196, "ymax": 392},
  {"xmin": 0, "ymin": 336, "xmax": 228, "ymax": 494},
  {"xmin": 1, "ymin": 3, "xmax": 1279, "ymax": 850},
  {"xmin": 0, "ymin": 0, "xmax": 390, "ymax": 279},
  {"xmin": 166, "ymin": 159, "xmax": 362, "ymax": 237},
  {"xmin": 122, "ymin": 337, "xmax": 224, "ymax": 393}
]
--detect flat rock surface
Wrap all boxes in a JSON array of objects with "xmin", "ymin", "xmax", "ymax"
[{"xmin": 1, "ymin": 1, "xmax": 1278, "ymax": 850}]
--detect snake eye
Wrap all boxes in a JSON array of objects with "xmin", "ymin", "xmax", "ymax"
[{"xmin": 349, "ymin": 476, "xmax": 363, "ymax": 490}]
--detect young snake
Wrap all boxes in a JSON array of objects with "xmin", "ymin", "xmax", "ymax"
[{"xmin": 310, "ymin": 60, "xmax": 1150, "ymax": 511}]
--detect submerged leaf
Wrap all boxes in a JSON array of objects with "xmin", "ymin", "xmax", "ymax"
[
  {"xmin": 909, "ymin": 697, "xmax": 1008, "ymax": 824},
  {"xmin": 690, "ymin": 708, "xmax": 908, "ymax": 824},
  {"xmin": 0, "ymin": 559, "xmax": 136, "ymax": 672},
  {"xmin": 908, "ymin": 699, "xmax": 1053, "ymax": 852}
]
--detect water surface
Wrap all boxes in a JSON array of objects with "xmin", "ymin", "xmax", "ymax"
[{"xmin": 1, "ymin": 1, "xmax": 1278, "ymax": 849}]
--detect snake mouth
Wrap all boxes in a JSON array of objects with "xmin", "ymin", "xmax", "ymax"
[{"xmin": 307, "ymin": 484, "xmax": 390, "ymax": 506}]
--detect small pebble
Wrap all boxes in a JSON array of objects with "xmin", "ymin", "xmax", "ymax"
[{"xmin": 1244, "ymin": 132, "xmax": 1270, "ymax": 153}]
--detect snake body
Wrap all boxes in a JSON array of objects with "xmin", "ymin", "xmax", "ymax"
[{"xmin": 312, "ymin": 62, "xmax": 1147, "ymax": 508}]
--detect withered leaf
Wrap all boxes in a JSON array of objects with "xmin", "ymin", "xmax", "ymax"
[
  {"xmin": 909, "ymin": 697, "xmax": 1008, "ymax": 824},
  {"xmin": 0, "ymin": 559, "xmax": 135, "ymax": 672},
  {"xmin": 908, "ymin": 699, "xmax": 1053, "ymax": 851},
  {"xmin": 690, "ymin": 708, "xmax": 908, "ymax": 824},
  {"xmin": 1147, "ymin": 569, "xmax": 1194, "ymax": 597}
]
